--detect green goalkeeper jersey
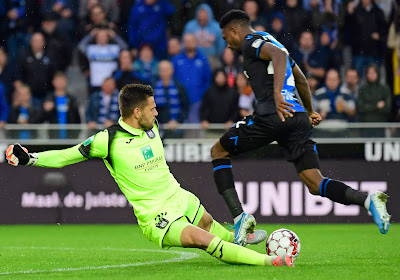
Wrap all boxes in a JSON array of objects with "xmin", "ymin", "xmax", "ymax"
[{"xmin": 35, "ymin": 118, "xmax": 181, "ymax": 226}]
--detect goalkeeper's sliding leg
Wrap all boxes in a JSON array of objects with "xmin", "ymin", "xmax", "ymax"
[
  {"xmin": 195, "ymin": 209, "xmax": 267, "ymax": 246},
  {"xmin": 163, "ymin": 213, "xmax": 293, "ymax": 267}
]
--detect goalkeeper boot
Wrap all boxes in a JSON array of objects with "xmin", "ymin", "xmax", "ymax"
[
  {"xmin": 272, "ymin": 254, "xmax": 294, "ymax": 267},
  {"xmin": 246, "ymin": 230, "xmax": 268, "ymax": 245},
  {"xmin": 234, "ymin": 213, "xmax": 256, "ymax": 246},
  {"xmin": 367, "ymin": 191, "xmax": 391, "ymax": 234}
]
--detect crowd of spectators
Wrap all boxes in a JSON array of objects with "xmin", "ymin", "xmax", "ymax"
[{"xmin": 0, "ymin": 0, "xmax": 400, "ymax": 139}]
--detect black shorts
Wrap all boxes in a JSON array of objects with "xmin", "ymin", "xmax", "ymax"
[{"xmin": 219, "ymin": 112, "xmax": 319, "ymax": 172}]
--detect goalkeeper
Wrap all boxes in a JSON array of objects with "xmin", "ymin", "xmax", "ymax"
[{"xmin": 6, "ymin": 84, "xmax": 293, "ymax": 267}]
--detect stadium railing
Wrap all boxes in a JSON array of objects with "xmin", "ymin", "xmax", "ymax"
[{"xmin": 0, "ymin": 122, "xmax": 399, "ymax": 145}]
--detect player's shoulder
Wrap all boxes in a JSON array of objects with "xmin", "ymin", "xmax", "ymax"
[{"xmin": 242, "ymin": 33, "xmax": 267, "ymax": 47}]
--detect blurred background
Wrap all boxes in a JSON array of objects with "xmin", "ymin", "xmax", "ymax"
[{"xmin": 0, "ymin": 0, "xmax": 399, "ymax": 224}]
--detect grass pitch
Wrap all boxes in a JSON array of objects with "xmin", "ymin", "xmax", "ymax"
[{"xmin": 0, "ymin": 224, "xmax": 399, "ymax": 279}]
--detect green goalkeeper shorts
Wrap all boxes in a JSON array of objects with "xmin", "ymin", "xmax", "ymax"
[{"xmin": 142, "ymin": 188, "xmax": 205, "ymax": 249}]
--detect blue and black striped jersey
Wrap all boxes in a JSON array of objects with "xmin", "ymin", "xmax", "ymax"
[{"xmin": 239, "ymin": 31, "xmax": 305, "ymax": 115}]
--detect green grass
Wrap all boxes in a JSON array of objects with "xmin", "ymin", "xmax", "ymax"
[{"xmin": 0, "ymin": 224, "xmax": 399, "ymax": 279}]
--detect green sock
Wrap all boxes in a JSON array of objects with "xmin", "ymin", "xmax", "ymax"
[
  {"xmin": 209, "ymin": 220, "xmax": 234, "ymax": 243},
  {"xmin": 206, "ymin": 236, "xmax": 274, "ymax": 266}
]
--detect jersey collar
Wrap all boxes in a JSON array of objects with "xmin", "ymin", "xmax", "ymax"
[{"xmin": 118, "ymin": 117, "xmax": 144, "ymax": 136}]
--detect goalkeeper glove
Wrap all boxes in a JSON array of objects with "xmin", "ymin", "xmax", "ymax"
[{"xmin": 5, "ymin": 143, "xmax": 38, "ymax": 166}]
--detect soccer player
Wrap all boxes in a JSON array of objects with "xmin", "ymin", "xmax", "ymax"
[
  {"xmin": 211, "ymin": 10, "xmax": 391, "ymax": 246},
  {"xmin": 5, "ymin": 84, "xmax": 293, "ymax": 267}
]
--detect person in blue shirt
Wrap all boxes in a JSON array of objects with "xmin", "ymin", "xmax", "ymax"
[
  {"xmin": 86, "ymin": 77, "xmax": 120, "ymax": 130},
  {"xmin": 42, "ymin": 72, "xmax": 81, "ymax": 138},
  {"xmin": 290, "ymin": 31, "xmax": 327, "ymax": 85},
  {"xmin": 172, "ymin": 33, "xmax": 211, "ymax": 123},
  {"xmin": 128, "ymin": 0, "xmax": 176, "ymax": 59},
  {"xmin": 313, "ymin": 69, "xmax": 356, "ymax": 122},
  {"xmin": 132, "ymin": 44, "xmax": 159, "ymax": 85},
  {"xmin": 183, "ymin": 3, "xmax": 226, "ymax": 60}
]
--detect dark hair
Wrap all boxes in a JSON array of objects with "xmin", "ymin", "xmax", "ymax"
[
  {"xmin": 119, "ymin": 84, "xmax": 154, "ymax": 118},
  {"xmin": 53, "ymin": 71, "xmax": 66, "ymax": 79},
  {"xmin": 220, "ymin": 10, "xmax": 250, "ymax": 29}
]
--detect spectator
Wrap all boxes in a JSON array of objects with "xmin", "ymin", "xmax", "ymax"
[
  {"xmin": 40, "ymin": 13, "xmax": 73, "ymax": 72},
  {"xmin": 78, "ymin": 28, "xmax": 128, "ymax": 93},
  {"xmin": 341, "ymin": 68, "xmax": 360, "ymax": 99},
  {"xmin": 112, "ymin": 50, "xmax": 144, "ymax": 90},
  {"xmin": 132, "ymin": 44, "xmax": 159, "ymax": 85},
  {"xmin": 86, "ymin": 77, "xmax": 120, "ymax": 129},
  {"xmin": 118, "ymin": 0, "xmax": 134, "ymax": 40},
  {"xmin": 167, "ymin": 37, "xmax": 182, "ymax": 58},
  {"xmin": 319, "ymin": 31, "xmax": 342, "ymax": 71},
  {"xmin": 154, "ymin": 60, "xmax": 189, "ymax": 133},
  {"xmin": 42, "ymin": 72, "xmax": 81, "ymax": 124},
  {"xmin": 79, "ymin": 4, "xmax": 116, "ymax": 38},
  {"xmin": 282, "ymin": 0, "xmax": 312, "ymax": 41},
  {"xmin": 358, "ymin": 64, "xmax": 391, "ymax": 122},
  {"xmin": 222, "ymin": 47, "xmax": 241, "ymax": 88},
  {"xmin": 79, "ymin": 0, "xmax": 120, "ymax": 25},
  {"xmin": 172, "ymin": 33, "xmax": 211, "ymax": 123},
  {"xmin": 41, "ymin": 0, "xmax": 78, "ymax": 40},
  {"xmin": 5, "ymin": 0, "xmax": 41, "ymax": 64},
  {"xmin": 8, "ymin": 85, "xmax": 41, "ymax": 127},
  {"xmin": 260, "ymin": 0, "xmax": 282, "ymax": 30},
  {"xmin": 236, "ymin": 72, "xmax": 255, "ymax": 118},
  {"xmin": 0, "ymin": 83, "xmax": 9, "ymax": 128},
  {"xmin": 128, "ymin": 0, "xmax": 175, "ymax": 59},
  {"xmin": 313, "ymin": 69, "xmax": 356, "ymax": 121},
  {"xmin": 41, "ymin": 72, "xmax": 81, "ymax": 138},
  {"xmin": 269, "ymin": 13, "xmax": 297, "ymax": 52},
  {"xmin": 200, "ymin": 69, "xmax": 239, "ymax": 130},
  {"xmin": 290, "ymin": 31, "xmax": 326, "ymax": 84},
  {"xmin": 242, "ymin": 0, "xmax": 267, "ymax": 29},
  {"xmin": 15, "ymin": 32, "xmax": 56, "ymax": 105},
  {"xmin": 183, "ymin": 3, "xmax": 225, "ymax": 64},
  {"xmin": 306, "ymin": 73, "xmax": 320, "ymax": 111},
  {"xmin": 0, "ymin": 46, "xmax": 16, "ymax": 104},
  {"xmin": 253, "ymin": 24, "xmax": 267, "ymax": 32},
  {"xmin": 345, "ymin": 0, "xmax": 387, "ymax": 77},
  {"xmin": 310, "ymin": 0, "xmax": 345, "ymax": 37},
  {"xmin": 169, "ymin": 0, "xmax": 203, "ymax": 35}
]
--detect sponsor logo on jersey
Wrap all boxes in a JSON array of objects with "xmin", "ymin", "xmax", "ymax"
[
  {"xmin": 140, "ymin": 145, "xmax": 154, "ymax": 160},
  {"xmin": 145, "ymin": 129, "xmax": 155, "ymax": 139},
  {"xmin": 155, "ymin": 212, "xmax": 169, "ymax": 229}
]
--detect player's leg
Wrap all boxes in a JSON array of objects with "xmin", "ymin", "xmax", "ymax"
[
  {"xmin": 166, "ymin": 221, "xmax": 293, "ymax": 267},
  {"xmin": 284, "ymin": 112, "xmax": 390, "ymax": 234},
  {"xmin": 196, "ymin": 208, "xmax": 268, "ymax": 245},
  {"xmin": 211, "ymin": 116, "xmax": 274, "ymax": 245},
  {"xmin": 196, "ymin": 208, "xmax": 234, "ymax": 243},
  {"xmin": 295, "ymin": 151, "xmax": 391, "ymax": 234}
]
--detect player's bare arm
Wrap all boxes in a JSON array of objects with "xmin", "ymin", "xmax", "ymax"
[
  {"xmin": 258, "ymin": 42, "xmax": 295, "ymax": 122},
  {"xmin": 292, "ymin": 64, "xmax": 322, "ymax": 127}
]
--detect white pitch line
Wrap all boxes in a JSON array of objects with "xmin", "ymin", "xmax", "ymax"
[{"xmin": 0, "ymin": 247, "xmax": 200, "ymax": 275}]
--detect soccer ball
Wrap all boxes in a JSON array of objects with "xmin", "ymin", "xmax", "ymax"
[{"xmin": 266, "ymin": 228, "xmax": 301, "ymax": 259}]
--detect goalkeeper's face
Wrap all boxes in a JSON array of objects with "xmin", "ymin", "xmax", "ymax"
[{"xmin": 138, "ymin": 96, "xmax": 158, "ymax": 131}]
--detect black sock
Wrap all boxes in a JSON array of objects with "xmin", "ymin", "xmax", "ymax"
[
  {"xmin": 320, "ymin": 178, "xmax": 367, "ymax": 206},
  {"xmin": 212, "ymin": 159, "xmax": 243, "ymax": 217}
]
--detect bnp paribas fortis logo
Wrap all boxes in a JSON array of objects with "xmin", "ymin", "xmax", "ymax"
[{"xmin": 140, "ymin": 145, "xmax": 154, "ymax": 160}]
